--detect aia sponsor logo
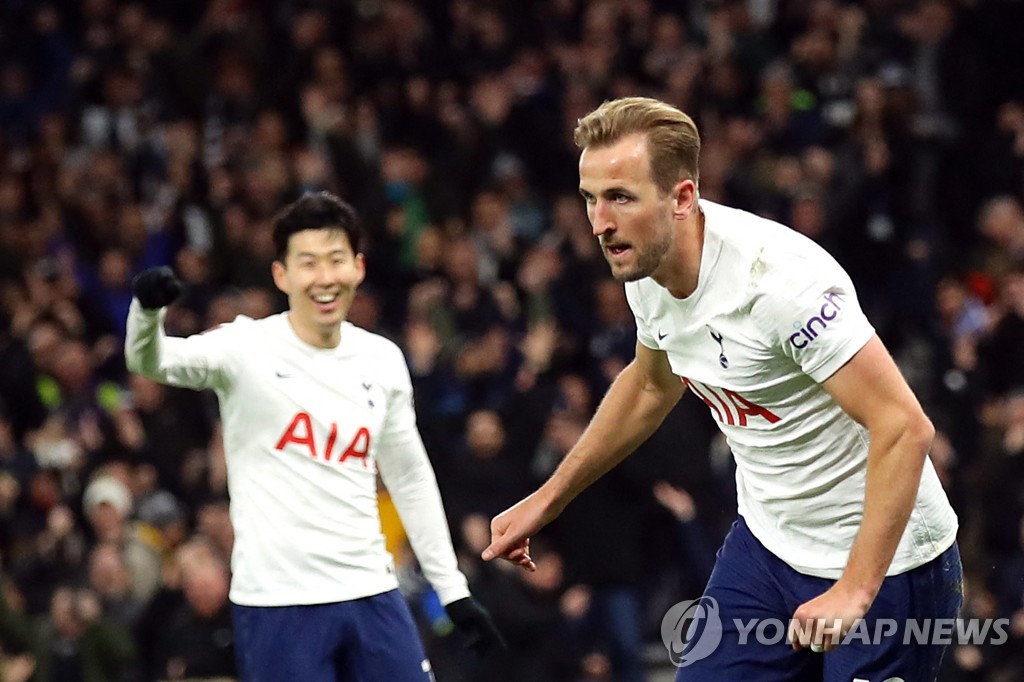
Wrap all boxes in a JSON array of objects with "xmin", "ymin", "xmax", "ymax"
[
  {"xmin": 682, "ymin": 378, "xmax": 780, "ymax": 427},
  {"xmin": 788, "ymin": 291, "xmax": 844, "ymax": 349},
  {"xmin": 274, "ymin": 412, "xmax": 371, "ymax": 466}
]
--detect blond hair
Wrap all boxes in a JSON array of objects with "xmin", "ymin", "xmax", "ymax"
[{"xmin": 573, "ymin": 97, "xmax": 700, "ymax": 195}]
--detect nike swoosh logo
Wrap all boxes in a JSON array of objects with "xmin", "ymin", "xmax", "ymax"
[
  {"xmin": 362, "ymin": 382, "xmax": 372, "ymax": 391},
  {"xmin": 657, "ymin": 330, "xmax": 668, "ymax": 340},
  {"xmin": 275, "ymin": 371, "xmax": 292, "ymax": 379}
]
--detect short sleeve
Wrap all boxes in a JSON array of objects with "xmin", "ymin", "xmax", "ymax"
[
  {"xmin": 755, "ymin": 258, "xmax": 875, "ymax": 384},
  {"xmin": 625, "ymin": 282, "xmax": 658, "ymax": 349}
]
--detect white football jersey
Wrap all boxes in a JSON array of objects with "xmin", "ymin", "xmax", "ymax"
[
  {"xmin": 625, "ymin": 200, "xmax": 957, "ymax": 578},
  {"xmin": 126, "ymin": 302, "xmax": 470, "ymax": 606}
]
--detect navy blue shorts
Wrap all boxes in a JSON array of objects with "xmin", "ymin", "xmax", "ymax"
[
  {"xmin": 232, "ymin": 589, "xmax": 433, "ymax": 682},
  {"xmin": 673, "ymin": 517, "xmax": 963, "ymax": 682}
]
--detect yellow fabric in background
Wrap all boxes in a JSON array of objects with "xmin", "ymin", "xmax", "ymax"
[{"xmin": 377, "ymin": 490, "xmax": 409, "ymax": 561}]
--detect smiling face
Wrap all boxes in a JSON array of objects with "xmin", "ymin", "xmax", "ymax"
[
  {"xmin": 272, "ymin": 228, "xmax": 365, "ymax": 348},
  {"xmin": 579, "ymin": 133, "xmax": 693, "ymax": 283}
]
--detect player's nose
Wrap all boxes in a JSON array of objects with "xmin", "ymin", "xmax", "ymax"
[
  {"xmin": 591, "ymin": 201, "xmax": 616, "ymax": 236},
  {"xmin": 313, "ymin": 261, "xmax": 340, "ymax": 286}
]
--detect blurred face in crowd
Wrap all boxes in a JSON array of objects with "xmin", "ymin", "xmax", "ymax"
[
  {"xmin": 579, "ymin": 133, "xmax": 693, "ymax": 283},
  {"xmin": 87, "ymin": 501, "xmax": 126, "ymax": 542},
  {"xmin": 466, "ymin": 410, "xmax": 505, "ymax": 458},
  {"xmin": 273, "ymin": 228, "xmax": 365, "ymax": 348}
]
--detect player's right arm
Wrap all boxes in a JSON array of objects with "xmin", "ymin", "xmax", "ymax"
[
  {"xmin": 124, "ymin": 267, "xmax": 228, "ymax": 390},
  {"xmin": 482, "ymin": 340, "xmax": 684, "ymax": 568}
]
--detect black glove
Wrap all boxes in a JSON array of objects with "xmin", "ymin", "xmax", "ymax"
[
  {"xmin": 131, "ymin": 266, "xmax": 182, "ymax": 309},
  {"xmin": 445, "ymin": 596, "xmax": 506, "ymax": 655}
]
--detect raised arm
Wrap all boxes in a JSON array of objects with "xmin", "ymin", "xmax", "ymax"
[
  {"xmin": 482, "ymin": 340, "xmax": 685, "ymax": 568},
  {"xmin": 124, "ymin": 267, "xmax": 225, "ymax": 390}
]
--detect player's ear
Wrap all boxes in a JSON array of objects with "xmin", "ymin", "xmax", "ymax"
[
  {"xmin": 354, "ymin": 253, "xmax": 366, "ymax": 285},
  {"xmin": 672, "ymin": 178, "xmax": 698, "ymax": 220},
  {"xmin": 271, "ymin": 259, "xmax": 289, "ymax": 294}
]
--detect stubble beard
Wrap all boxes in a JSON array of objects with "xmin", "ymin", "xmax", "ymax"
[{"xmin": 607, "ymin": 233, "xmax": 672, "ymax": 283}]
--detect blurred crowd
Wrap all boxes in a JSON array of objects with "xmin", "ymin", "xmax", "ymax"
[{"xmin": 0, "ymin": 0, "xmax": 1023, "ymax": 680}]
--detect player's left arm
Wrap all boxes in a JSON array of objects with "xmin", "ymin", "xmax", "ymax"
[
  {"xmin": 375, "ymin": 422, "xmax": 470, "ymax": 603},
  {"xmin": 375, "ymin": 352, "xmax": 506, "ymax": 653},
  {"xmin": 374, "ymin": 346, "xmax": 470, "ymax": 606},
  {"xmin": 823, "ymin": 333, "xmax": 934, "ymax": 602},
  {"xmin": 791, "ymin": 333, "xmax": 934, "ymax": 651}
]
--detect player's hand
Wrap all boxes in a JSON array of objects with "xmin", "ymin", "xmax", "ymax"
[
  {"xmin": 445, "ymin": 596, "xmax": 506, "ymax": 654},
  {"xmin": 788, "ymin": 582, "xmax": 873, "ymax": 653},
  {"xmin": 481, "ymin": 492, "xmax": 556, "ymax": 571},
  {"xmin": 131, "ymin": 266, "xmax": 182, "ymax": 309}
]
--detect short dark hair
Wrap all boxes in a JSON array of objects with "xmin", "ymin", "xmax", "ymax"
[
  {"xmin": 574, "ymin": 97, "xmax": 701, "ymax": 195},
  {"xmin": 272, "ymin": 192, "xmax": 363, "ymax": 261}
]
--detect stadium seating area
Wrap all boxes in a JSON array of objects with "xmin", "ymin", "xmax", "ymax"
[{"xmin": 0, "ymin": 1, "xmax": 1023, "ymax": 679}]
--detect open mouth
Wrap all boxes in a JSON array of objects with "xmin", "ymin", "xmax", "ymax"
[
  {"xmin": 312, "ymin": 292, "xmax": 340, "ymax": 312},
  {"xmin": 604, "ymin": 244, "xmax": 632, "ymax": 259}
]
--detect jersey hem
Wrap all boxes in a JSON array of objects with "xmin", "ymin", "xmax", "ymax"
[
  {"xmin": 770, "ymin": 526, "xmax": 959, "ymax": 580},
  {"xmin": 229, "ymin": 577, "xmax": 400, "ymax": 607}
]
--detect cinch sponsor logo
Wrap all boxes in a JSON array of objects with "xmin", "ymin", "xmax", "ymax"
[{"xmin": 788, "ymin": 291, "xmax": 844, "ymax": 349}]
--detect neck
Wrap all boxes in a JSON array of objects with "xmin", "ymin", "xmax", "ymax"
[
  {"xmin": 288, "ymin": 316, "xmax": 342, "ymax": 348},
  {"xmin": 655, "ymin": 206, "xmax": 705, "ymax": 299}
]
